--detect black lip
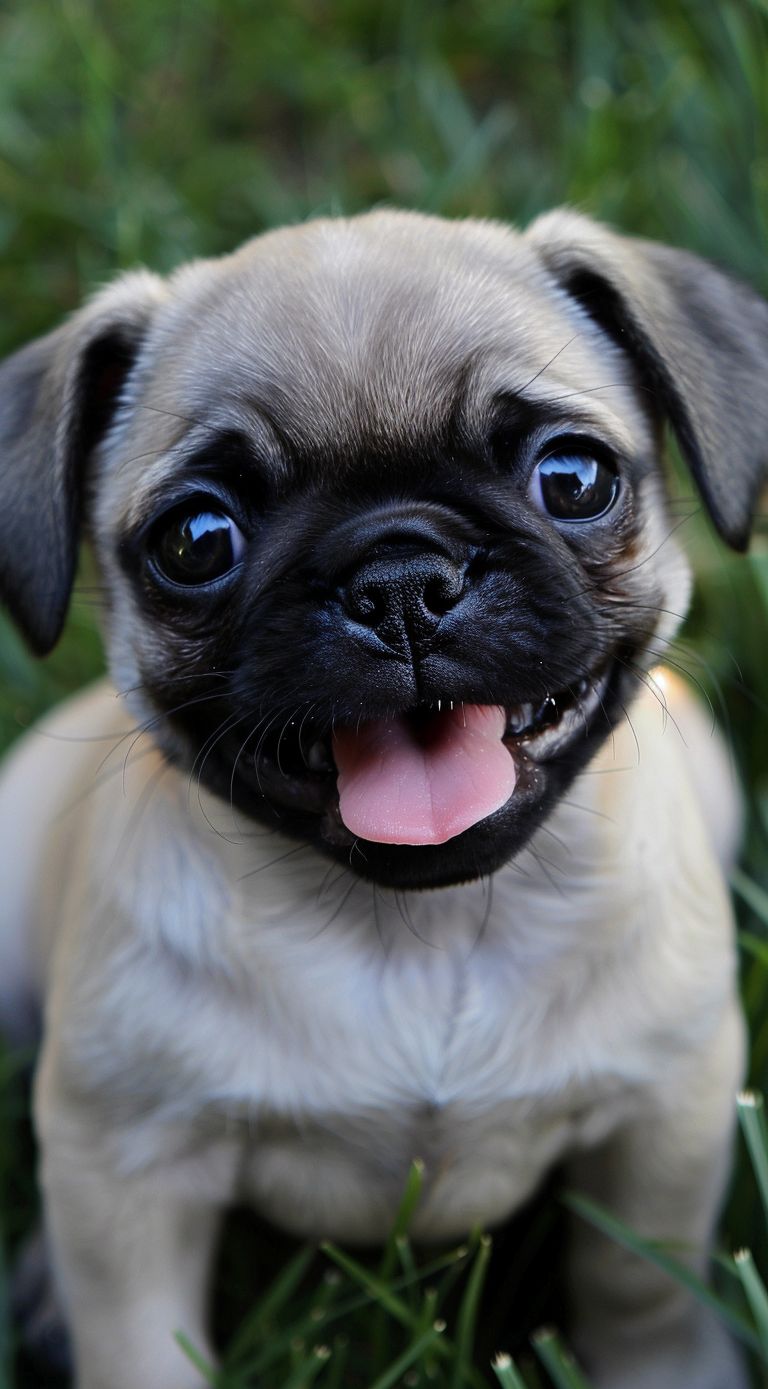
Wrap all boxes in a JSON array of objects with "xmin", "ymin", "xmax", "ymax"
[
  {"xmin": 162, "ymin": 648, "xmax": 631, "ymax": 891},
  {"xmin": 503, "ymin": 657, "xmax": 616, "ymax": 762},
  {"xmin": 227, "ymin": 654, "xmax": 618, "ymax": 833}
]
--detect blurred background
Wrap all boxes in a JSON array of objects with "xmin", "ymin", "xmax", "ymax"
[
  {"xmin": 0, "ymin": 0, "xmax": 767, "ymax": 1383},
  {"xmin": 2, "ymin": 0, "xmax": 767, "ymax": 749}
]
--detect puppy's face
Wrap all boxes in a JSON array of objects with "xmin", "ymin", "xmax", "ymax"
[
  {"xmin": 95, "ymin": 216, "xmax": 684, "ymax": 889},
  {"xmin": 2, "ymin": 210, "xmax": 766, "ymax": 889}
]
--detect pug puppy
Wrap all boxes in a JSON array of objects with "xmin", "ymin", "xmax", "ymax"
[{"xmin": 0, "ymin": 208, "xmax": 765, "ymax": 1389}]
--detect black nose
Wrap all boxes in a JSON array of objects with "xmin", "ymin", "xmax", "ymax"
[{"xmin": 343, "ymin": 551, "xmax": 466, "ymax": 650}]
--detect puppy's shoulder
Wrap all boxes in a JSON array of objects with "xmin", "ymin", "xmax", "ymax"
[
  {"xmin": 0, "ymin": 680, "xmax": 158, "ymax": 982},
  {"xmin": 592, "ymin": 672, "xmax": 742, "ymax": 875}
]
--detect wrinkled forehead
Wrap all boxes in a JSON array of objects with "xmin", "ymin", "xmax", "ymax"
[{"xmin": 106, "ymin": 214, "xmax": 653, "ymax": 520}]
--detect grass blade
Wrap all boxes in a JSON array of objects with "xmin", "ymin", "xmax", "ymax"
[
  {"xmin": 492, "ymin": 1351, "xmax": 530, "ymax": 1387},
  {"xmin": 394, "ymin": 1234, "xmax": 419, "ymax": 1309},
  {"xmin": 313, "ymin": 1244, "xmax": 471, "ymax": 1331},
  {"xmin": 416, "ymin": 1284, "xmax": 441, "ymax": 1380},
  {"xmin": 175, "ymin": 1332, "xmax": 217, "ymax": 1384},
  {"xmin": 321, "ymin": 1242, "xmax": 423, "ymax": 1331},
  {"xmin": 563, "ymin": 1191, "xmax": 760, "ymax": 1352},
  {"xmin": 380, "ymin": 1159, "xmax": 425, "ymax": 1278},
  {"xmin": 322, "ymin": 1335, "xmax": 349, "ymax": 1389},
  {"xmin": 249, "ymin": 1243, "xmax": 316, "ymax": 1326},
  {"xmin": 451, "ymin": 1234, "xmax": 492, "ymax": 1388},
  {"xmin": 532, "ymin": 1327, "xmax": 593, "ymax": 1389},
  {"xmin": 0, "ymin": 1233, "xmax": 10, "ymax": 1389},
  {"xmin": 737, "ymin": 1091, "xmax": 768, "ymax": 1225},
  {"xmin": 732, "ymin": 867, "xmax": 768, "ymax": 925},
  {"xmin": 373, "ymin": 1159, "xmax": 424, "ymax": 1361},
  {"xmin": 368, "ymin": 1322, "xmax": 445, "ymax": 1389},
  {"xmin": 739, "ymin": 931, "xmax": 768, "ymax": 968},
  {"xmin": 734, "ymin": 1249, "xmax": 768, "ymax": 1358},
  {"xmin": 225, "ymin": 1243, "xmax": 316, "ymax": 1366},
  {"xmin": 321, "ymin": 1242, "xmax": 487, "ymax": 1387},
  {"xmin": 282, "ymin": 1343, "xmax": 332, "ymax": 1388}
]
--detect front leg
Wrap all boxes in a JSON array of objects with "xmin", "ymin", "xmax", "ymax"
[
  {"xmin": 36, "ymin": 1061, "xmax": 238, "ymax": 1389},
  {"xmin": 565, "ymin": 1002, "xmax": 748, "ymax": 1389}
]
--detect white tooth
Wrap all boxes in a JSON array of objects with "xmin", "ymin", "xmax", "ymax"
[
  {"xmin": 307, "ymin": 741, "xmax": 329, "ymax": 772},
  {"xmin": 523, "ymin": 663, "xmax": 612, "ymax": 757},
  {"xmin": 437, "ymin": 699, "xmax": 441, "ymax": 712},
  {"xmin": 506, "ymin": 703, "xmax": 531, "ymax": 734}
]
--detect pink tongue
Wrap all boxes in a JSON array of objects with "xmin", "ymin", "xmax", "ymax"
[{"xmin": 333, "ymin": 705, "xmax": 516, "ymax": 846}]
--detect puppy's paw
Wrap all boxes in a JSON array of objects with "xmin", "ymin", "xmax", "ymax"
[{"xmin": 11, "ymin": 1224, "xmax": 73, "ymax": 1380}]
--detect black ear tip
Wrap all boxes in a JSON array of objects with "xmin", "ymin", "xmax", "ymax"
[
  {"xmin": 703, "ymin": 502, "xmax": 752, "ymax": 553},
  {"xmin": 0, "ymin": 539, "xmax": 73, "ymax": 654},
  {"xmin": 727, "ymin": 527, "xmax": 752, "ymax": 555},
  {"xmin": 0, "ymin": 519, "xmax": 75, "ymax": 654},
  {"xmin": 4, "ymin": 593, "xmax": 67, "ymax": 657},
  {"xmin": 26, "ymin": 626, "xmax": 65, "ymax": 659},
  {"xmin": 698, "ymin": 468, "xmax": 762, "ymax": 552}
]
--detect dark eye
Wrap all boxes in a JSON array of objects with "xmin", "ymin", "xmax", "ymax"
[
  {"xmin": 149, "ymin": 505, "xmax": 246, "ymax": 586},
  {"xmin": 532, "ymin": 452, "xmax": 620, "ymax": 521}
]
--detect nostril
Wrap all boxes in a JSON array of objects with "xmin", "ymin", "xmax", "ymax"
[
  {"xmin": 342, "ymin": 551, "xmax": 468, "ymax": 642},
  {"xmin": 344, "ymin": 575, "xmax": 388, "ymax": 627},
  {"xmin": 423, "ymin": 571, "xmax": 464, "ymax": 616}
]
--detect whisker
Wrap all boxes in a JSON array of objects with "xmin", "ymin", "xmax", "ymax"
[
  {"xmin": 614, "ymin": 656, "xmax": 685, "ymax": 743},
  {"xmin": 371, "ymin": 883, "xmax": 387, "ymax": 955},
  {"xmin": 189, "ymin": 708, "xmax": 248, "ymax": 793},
  {"xmin": 193, "ymin": 711, "xmax": 255, "ymax": 843},
  {"xmin": 349, "ymin": 837, "xmax": 368, "ymax": 867},
  {"xmin": 249, "ymin": 707, "xmax": 294, "ymax": 808},
  {"xmin": 238, "ymin": 842, "xmax": 311, "ymax": 882},
  {"xmin": 296, "ymin": 703, "xmax": 318, "ymax": 767},
  {"xmin": 517, "ymin": 334, "xmax": 582, "ymax": 394},
  {"xmin": 276, "ymin": 706, "xmax": 304, "ymax": 778},
  {"xmin": 53, "ymin": 742, "xmax": 158, "ymax": 824},
  {"xmin": 392, "ymin": 889, "xmax": 435, "ymax": 948},
  {"xmin": 638, "ymin": 646, "xmax": 719, "ymax": 733},
  {"xmin": 543, "ymin": 380, "xmax": 661, "ymax": 405},
  {"xmin": 470, "ymin": 873, "xmax": 495, "ymax": 954},
  {"xmin": 315, "ymin": 874, "xmax": 362, "ymax": 935},
  {"xmin": 98, "ymin": 760, "xmax": 173, "ymax": 898},
  {"xmin": 560, "ymin": 799, "xmax": 616, "ymax": 823},
  {"xmin": 133, "ymin": 403, "xmax": 208, "ymax": 428},
  {"xmin": 96, "ymin": 686, "xmax": 231, "ymax": 780},
  {"xmin": 316, "ymin": 861, "xmax": 351, "ymax": 907},
  {"xmin": 114, "ymin": 671, "xmax": 234, "ymax": 701},
  {"xmin": 522, "ymin": 846, "xmax": 567, "ymax": 898}
]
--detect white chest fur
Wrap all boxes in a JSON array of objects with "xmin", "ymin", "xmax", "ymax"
[
  {"xmin": 79, "ymin": 871, "xmax": 646, "ymax": 1241},
  {"xmin": 20, "ymin": 680, "xmax": 739, "ymax": 1244}
]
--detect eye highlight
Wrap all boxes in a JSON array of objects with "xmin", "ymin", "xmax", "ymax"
[
  {"xmin": 148, "ymin": 503, "xmax": 246, "ymax": 587},
  {"xmin": 531, "ymin": 450, "xmax": 620, "ymax": 522}
]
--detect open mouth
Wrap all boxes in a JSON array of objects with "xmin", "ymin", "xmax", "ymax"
[
  {"xmin": 504, "ymin": 662, "xmax": 613, "ymax": 759},
  {"xmin": 234, "ymin": 661, "xmax": 615, "ymax": 846}
]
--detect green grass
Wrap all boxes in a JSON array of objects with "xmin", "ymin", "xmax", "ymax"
[{"xmin": 1, "ymin": 0, "xmax": 768, "ymax": 1384}]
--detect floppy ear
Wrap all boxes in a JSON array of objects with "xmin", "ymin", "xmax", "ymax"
[
  {"xmin": 527, "ymin": 210, "xmax": 768, "ymax": 551},
  {"xmin": 0, "ymin": 270, "xmax": 166, "ymax": 654}
]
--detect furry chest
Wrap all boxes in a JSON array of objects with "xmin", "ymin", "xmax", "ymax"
[
  {"xmin": 167, "ymin": 945, "xmax": 638, "ymax": 1243},
  {"xmin": 236, "ymin": 1080, "xmax": 629, "ymax": 1244}
]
